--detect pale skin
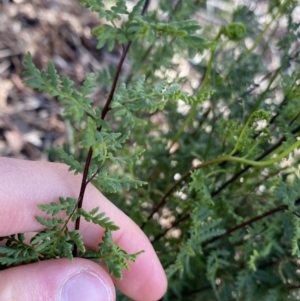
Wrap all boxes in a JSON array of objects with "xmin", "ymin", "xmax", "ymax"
[{"xmin": 0, "ymin": 157, "xmax": 167, "ymax": 301}]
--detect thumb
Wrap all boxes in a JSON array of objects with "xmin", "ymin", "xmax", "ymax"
[{"xmin": 0, "ymin": 258, "xmax": 115, "ymax": 301}]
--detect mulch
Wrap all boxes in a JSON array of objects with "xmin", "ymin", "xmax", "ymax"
[{"xmin": 0, "ymin": 0, "xmax": 116, "ymax": 160}]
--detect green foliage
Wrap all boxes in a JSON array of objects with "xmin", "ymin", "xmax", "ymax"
[
  {"xmin": 1, "ymin": 0, "xmax": 300, "ymax": 299},
  {"xmin": 111, "ymin": 75, "xmax": 212, "ymax": 127},
  {"xmin": 0, "ymin": 234, "xmax": 39, "ymax": 266},
  {"xmin": 221, "ymin": 22, "xmax": 247, "ymax": 41},
  {"xmin": 0, "ymin": 197, "xmax": 129, "ymax": 278},
  {"xmin": 90, "ymin": 3, "xmax": 208, "ymax": 53},
  {"xmin": 75, "ymin": 207, "xmax": 120, "ymax": 230},
  {"xmin": 166, "ymin": 205, "xmax": 225, "ymax": 278},
  {"xmin": 23, "ymin": 54, "xmax": 96, "ymax": 122},
  {"xmin": 275, "ymin": 176, "xmax": 300, "ymax": 211},
  {"xmin": 84, "ymin": 230, "xmax": 143, "ymax": 280}
]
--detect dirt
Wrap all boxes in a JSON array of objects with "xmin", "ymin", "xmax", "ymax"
[{"xmin": 0, "ymin": 0, "xmax": 114, "ymax": 160}]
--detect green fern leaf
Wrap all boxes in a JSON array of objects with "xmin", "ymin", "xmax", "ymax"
[
  {"xmin": 76, "ymin": 208, "xmax": 120, "ymax": 231},
  {"xmin": 35, "ymin": 216, "xmax": 65, "ymax": 227},
  {"xmin": 83, "ymin": 230, "xmax": 143, "ymax": 280},
  {"xmin": 37, "ymin": 197, "xmax": 76, "ymax": 217},
  {"xmin": 47, "ymin": 61, "xmax": 59, "ymax": 89},
  {"xmin": 56, "ymin": 149, "xmax": 84, "ymax": 175},
  {"xmin": 105, "ymin": 0, "xmax": 128, "ymax": 21},
  {"xmin": 68, "ymin": 230, "xmax": 86, "ymax": 253}
]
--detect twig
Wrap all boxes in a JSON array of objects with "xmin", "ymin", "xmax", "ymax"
[
  {"xmin": 212, "ymin": 124, "xmax": 300, "ymax": 197},
  {"xmin": 73, "ymin": 0, "xmax": 151, "ymax": 256},
  {"xmin": 151, "ymin": 124, "xmax": 300, "ymax": 242},
  {"xmin": 204, "ymin": 200, "xmax": 300, "ymax": 246}
]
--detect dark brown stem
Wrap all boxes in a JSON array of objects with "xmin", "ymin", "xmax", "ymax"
[
  {"xmin": 144, "ymin": 46, "xmax": 300, "ymax": 229},
  {"xmin": 86, "ymin": 164, "xmax": 104, "ymax": 185},
  {"xmin": 181, "ymin": 201, "xmax": 300, "ymax": 298},
  {"xmin": 151, "ymin": 123, "xmax": 300, "ymax": 236},
  {"xmin": 152, "ymin": 124, "xmax": 300, "ymax": 242},
  {"xmin": 204, "ymin": 202, "xmax": 299, "ymax": 246},
  {"xmin": 125, "ymin": 0, "xmax": 182, "ymax": 86},
  {"xmin": 161, "ymin": 198, "xmax": 300, "ymax": 277},
  {"xmin": 74, "ymin": 147, "xmax": 93, "ymax": 233},
  {"xmin": 144, "ymin": 170, "xmax": 190, "ymax": 223},
  {"xmin": 145, "ymin": 136, "xmax": 285, "ymax": 231},
  {"xmin": 73, "ymin": 0, "xmax": 151, "ymax": 256},
  {"xmin": 211, "ymin": 124, "xmax": 300, "ymax": 197},
  {"xmin": 101, "ymin": 42, "xmax": 132, "ymax": 121}
]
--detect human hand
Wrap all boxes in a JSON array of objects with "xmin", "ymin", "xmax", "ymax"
[{"xmin": 0, "ymin": 157, "xmax": 167, "ymax": 301}]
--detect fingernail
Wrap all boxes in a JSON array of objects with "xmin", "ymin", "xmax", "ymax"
[{"xmin": 61, "ymin": 271, "xmax": 112, "ymax": 301}]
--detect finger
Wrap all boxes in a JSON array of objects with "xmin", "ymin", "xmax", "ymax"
[
  {"xmin": 0, "ymin": 258, "xmax": 115, "ymax": 301},
  {"xmin": 0, "ymin": 157, "xmax": 167, "ymax": 301}
]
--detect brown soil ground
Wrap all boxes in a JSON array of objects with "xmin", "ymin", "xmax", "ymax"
[{"xmin": 0, "ymin": 0, "xmax": 115, "ymax": 160}]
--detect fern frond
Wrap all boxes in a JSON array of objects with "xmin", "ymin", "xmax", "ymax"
[
  {"xmin": 37, "ymin": 197, "xmax": 77, "ymax": 216},
  {"xmin": 23, "ymin": 53, "xmax": 96, "ymax": 122},
  {"xmin": 68, "ymin": 230, "xmax": 86, "ymax": 253},
  {"xmin": 56, "ymin": 149, "xmax": 84, "ymax": 175},
  {"xmin": 94, "ymin": 170, "xmax": 146, "ymax": 193},
  {"xmin": 75, "ymin": 208, "xmax": 120, "ymax": 231},
  {"xmin": 35, "ymin": 216, "xmax": 65, "ymax": 227},
  {"xmin": 83, "ymin": 230, "xmax": 143, "ymax": 280},
  {"xmin": 30, "ymin": 229, "xmax": 59, "ymax": 252},
  {"xmin": 0, "ymin": 236, "xmax": 39, "ymax": 266}
]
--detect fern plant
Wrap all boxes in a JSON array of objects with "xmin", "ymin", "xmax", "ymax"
[{"xmin": 1, "ymin": 0, "xmax": 300, "ymax": 300}]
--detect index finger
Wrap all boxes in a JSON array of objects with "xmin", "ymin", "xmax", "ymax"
[{"xmin": 0, "ymin": 157, "xmax": 167, "ymax": 301}]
